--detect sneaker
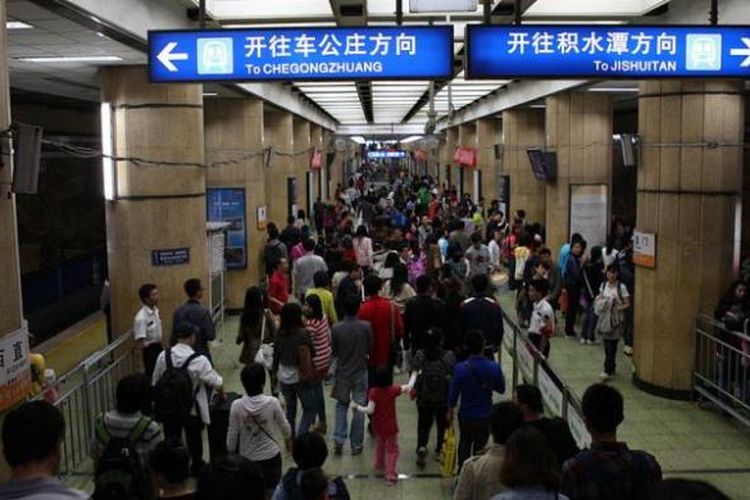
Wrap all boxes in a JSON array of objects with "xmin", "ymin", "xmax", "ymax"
[
  {"xmin": 579, "ymin": 338, "xmax": 586, "ymax": 345},
  {"xmin": 599, "ymin": 371, "xmax": 611, "ymax": 381},
  {"xmin": 334, "ymin": 443, "xmax": 343, "ymax": 456},
  {"xmin": 623, "ymin": 345, "xmax": 633, "ymax": 356},
  {"xmin": 416, "ymin": 447, "xmax": 427, "ymax": 467},
  {"xmin": 351, "ymin": 447, "xmax": 363, "ymax": 456}
]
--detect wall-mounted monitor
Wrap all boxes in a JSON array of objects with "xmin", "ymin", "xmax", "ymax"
[{"xmin": 526, "ymin": 149, "xmax": 557, "ymax": 181}]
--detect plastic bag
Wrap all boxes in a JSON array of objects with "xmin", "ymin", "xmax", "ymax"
[
  {"xmin": 254, "ymin": 343, "xmax": 274, "ymax": 371},
  {"xmin": 441, "ymin": 420, "xmax": 457, "ymax": 478}
]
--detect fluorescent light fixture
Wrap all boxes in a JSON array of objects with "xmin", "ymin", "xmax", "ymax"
[
  {"xmin": 588, "ymin": 87, "xmax": 638, "ymax": 92},
  {"xmin": 100, "ymin": 103, "xmax": 115, "ymax": 201},
  {"xmin": 529, "ymin": 104, "xmax": 546, "ymax": 109},
  {"xmin": 202, "ymin": 92, "xmax": 218, "ymax": 97},
  {"xmin": 400, "ymin": 135, "xmax": 423, "ymax": 144},
  {"xmin": 6, "ymin": 21, "xmax": 33, "ymax": 30},
  {"xmin": 17, "ymin": 55, "xmax": 123, "ymax": 63},
  {"xmin": 223, "ymin": 22, "xmax": 337, "ymax": 28},
  {"xmin": 350, "ymin": 136, "xmax": 366, "ymax": 144}
]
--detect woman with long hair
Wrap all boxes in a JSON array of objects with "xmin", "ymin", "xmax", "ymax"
[
  {"xmin": 272, "ymin": 303, "xmax": 317, "ymax": 436},
  {"xmin": 237, "ymin": 287, "xmax": 276, "ymax": 366},
  {"xmin": 382, "ymin": 263, "xmax": 416, "ymax": 313},
  {"xmin": 303, "ymin": 294, "xmax": 332, "ymax": 434},
  {"xmin": 594, "ymin": 264, "xmax": 630, "ymax": 381},
  {"xmin": 353, "ymin": 225, "xmax": 374, "ymax": 274}
]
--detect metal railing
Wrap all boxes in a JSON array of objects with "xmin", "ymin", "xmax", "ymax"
[
  {"xmin": 500, "ymin": 309, "xmax": 592, "ymax": 449},
  {"xmin": 694, "ymin": 314, "xmax": 750, "ymax": 427},
  {"xmin": 34, "ymin": 331, "xmax": 140, "ymax": 477}
]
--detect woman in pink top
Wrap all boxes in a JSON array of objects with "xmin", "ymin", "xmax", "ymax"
[
  {"xmin": 353, "ymin": 225, "xmax": 374, "ymax": 273},
  {"xmin": 303, "ymin": 294, "xmax": 332, "ymax": 434}
]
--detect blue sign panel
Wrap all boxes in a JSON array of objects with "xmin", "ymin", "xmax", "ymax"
[
  {"xmin": 466, "ymin": 25, "xmax": 750, "ymax": 79},
  {"xmin": 152, "ymin": 248, "xmax": 190, "ymax": 267},
  {"xmin": 149, "ymin": 27, "xmax": 453, "ymax": 82},
  {"xmin": 206, "ymin": 188, "xmax": 247, "ymax": 270},
  {"xmin": 368, "ymin": 151, "xmax": 408, "ymax": 159}
]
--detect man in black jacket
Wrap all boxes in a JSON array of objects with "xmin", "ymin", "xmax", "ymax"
[
  {"xmin": 404, "ymin": 275, "xmax": 446, "ymax": 358},
  {"xmin": 459, "ymin": 274, "xmax": 504, "ymax": 360}
]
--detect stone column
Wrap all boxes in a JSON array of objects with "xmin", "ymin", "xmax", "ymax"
[
  {"xmin": 100, "ymin": 66, "xmax": 208, "ymax": 336},
  {"xmin": 0, "ymin": 0, "xmax": 22, "ymax": 339},
  {"xmin": 477, "ymin": 117, "xmax": 499, "ymax": 204},
  {"xmin": 458, "ymin": 122, "xmax": 477, "ymax": 199},
  {"xmin": 293, "ymin": 118, "xmax": 311, "ymax": 219},
  {"xmin": 204, "ymin": 97, "xmax": 265, "ymax": 307},
  {"xmin": 634, "ymin": 80, "xmax": 743, "ymax": 395},
  {"xmin": 309, "ymin": 124, "xmax": 323, "ymax": 203},
  {"xmin": 502, "ymin": 108, "xmax": 546, "ymax": 224},
  {"xmin": 264, "ymin": 110, "xmax": 294, "ymax": 226},
  {"xmin": 545, "ymin": 92, "xmax": 613, "ymax": 254},
  {"xmin": 444, "ymin": 127, "xmax": 458, "ymax": 190}
]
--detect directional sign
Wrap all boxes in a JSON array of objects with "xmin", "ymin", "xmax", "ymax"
[
  {"xmin": 466, "ymin": 25, "xmax": 750, "ymax": 79},
  {"xmin": 149, "ymin": 27, "xmax": 453, "ymax": 83}
]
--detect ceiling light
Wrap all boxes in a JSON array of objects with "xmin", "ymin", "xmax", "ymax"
[
  {"xmin": 529, "ymin": 104, "xmax": 546, "ymax": 108},
  {"xmin": 588, "ymin": 87, "xmax": 638, "ymax": 92},
  {"xmin": 400, "ymin": 135, "xmax": 423, "ymax": 144},
  {"xmin": 6, "ymin": 21, "xmax": 33, "ymax": 30},
  {"xmin": 202, "ymin": 92, "xmax": 218, "ymax": 97},
  {"xmin": 17, "ymin": 55, "xmax": 124, "ymax": 63}
]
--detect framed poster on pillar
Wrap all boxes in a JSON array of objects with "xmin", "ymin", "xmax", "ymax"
[
  {"xmin": 206, "ymin": 188, "xmax": 248, "ymax": 270},
  {"xmin": 498, "ymin": 174, "xmax": 510, "ymax": 218},
  {"xmin": 569, "ymin": 184, "xmax": 608, "ymax": 251}
]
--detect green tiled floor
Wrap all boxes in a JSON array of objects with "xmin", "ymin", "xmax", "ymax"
[{"xmin": 63, "ymin": 298, "xmax": 750, "ymax": 498}]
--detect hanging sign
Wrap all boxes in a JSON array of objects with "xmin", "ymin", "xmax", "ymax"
[
  {"xmin": 467, "ymin": 25, "xmax": 750, "ymax": 79},
  {"xmin": 453, "ymin": 147, "xmax": 477, "ymax": 167},
  {"xmin": 310, "ymin": 149, "xmax": 322, "ymax": 170},
  {"xmin": 149, "ymin": 26, "xmax": 453, "ymax": 82}
]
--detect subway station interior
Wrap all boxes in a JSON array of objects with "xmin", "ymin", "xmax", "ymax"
[{"xmin": 2, "ymin": 0, "xmax": 750, "ymax": 499}]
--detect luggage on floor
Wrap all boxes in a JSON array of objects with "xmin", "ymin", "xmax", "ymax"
[{"xmin": 207, "ymin": 391, "xmax": 241, "ymax": 462}]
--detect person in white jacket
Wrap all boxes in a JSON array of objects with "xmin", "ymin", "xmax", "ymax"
[
  {"xmin": 152, "ymin": 323, "xmax": 223, "ymax": 476},
  {"xmin": 227, "ymin": 363, "xmax": 292, "ymax": 497}
]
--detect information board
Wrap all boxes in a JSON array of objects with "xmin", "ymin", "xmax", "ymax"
[
  {"xmin": 633, "ymin": 229, "xmax": 657, "ymax": 268},
  {"xmin": 569, "ymin": 184, "xmax": 608, "ymax": 251},
  {"xmin": 368, "ymin": 150, "xmax": 407, "ymax": 159},
  {"xmin": 150, "ymin": 27, "xmax": 453, "ymax": 82},
  {"xmin": 206, "ymin": 188, "xmax": 247, "ymax": 270},
  {"xmin": 467, "ymin": 25, "xmax": 750, "ymax": 79},
  {"xmin": 151, "ymin": 247, "xmax": 190, "ymax": 266},
  {"xmin": 0, "ymin": 327, "xmax": 31, "ymax": 412}
]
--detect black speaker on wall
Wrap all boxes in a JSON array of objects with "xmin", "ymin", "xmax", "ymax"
[{"xmin": 12, "ymin": 123, "xmax": 43, "ymax": 194}]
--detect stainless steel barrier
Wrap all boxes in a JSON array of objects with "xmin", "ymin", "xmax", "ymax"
[
  {"xmin": 500, "ymin": 309, "xmax": 592, "ymax": 449},
  {"xmin": 34, "ymin": 332, "xmax": 140, "ymax": 477},
  {"xmin": 693, "ymin": 314, "xmax": 750, "ymax": 427}
]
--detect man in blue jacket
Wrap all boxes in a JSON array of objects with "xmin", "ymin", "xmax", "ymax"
[{"xmin": 448, "ymin": 330, "xmax": 506, "ymax": 470}]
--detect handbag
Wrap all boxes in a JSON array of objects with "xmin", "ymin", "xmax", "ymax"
[
  {"xmin": 297, "ymin": 340, "xmax": 316, "ymax": 383},
  {"xmin": 441, "ymin": 420, "xmax": 458, "ymax": 477}
]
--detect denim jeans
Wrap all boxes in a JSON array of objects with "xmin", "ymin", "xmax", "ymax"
[
  {"xmin": 334, "ymin": 371, "xmax": 368, "ymax": 450},
  {"xmin": 311, "ymin": 380, "xmax": 326, "ymax": 424},
  {"xmin": 457, "ymin": 416, "xmax": 490, "ymax": 471},
  {"xmin": 581, "ymin": 303, "xmax": 598, "ymax": 341},
  {"xmin": 280, "ymin": 381, "xmax": 317, "ymax": 436},
  {"xmin": 603, "ymin": 338, "xmax": 619, "ymax": 375}
]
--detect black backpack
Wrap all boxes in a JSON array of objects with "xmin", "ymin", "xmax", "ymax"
[
  {"xmin": 93, "ymin": 416, "xmax": 151, "ymax": 500},
  {"xmin": 154, "ymin": 349, "xmax": 201, "ymax": 423},
  {"xmin": 264, "ymin": 240, "xmax": 283, "ymax": 275},
  {"xmin": 416, "ymin": 358, "xmax": 450, "ymax": 407}
]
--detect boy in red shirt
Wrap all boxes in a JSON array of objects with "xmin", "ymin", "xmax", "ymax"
[
  {"xmin": 351, "ymin": 368, "xmax": 416, "ymax": 485},
  {"xmin": 268, "ymin": 258, "xmax": 289, "ymax": 315}
]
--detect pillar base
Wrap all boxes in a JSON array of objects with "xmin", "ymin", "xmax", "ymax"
[{"xmin": 632, "ymin": 373, "xmax": 693, "ymax": 401}]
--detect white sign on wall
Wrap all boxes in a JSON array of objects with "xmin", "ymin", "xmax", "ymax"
[
  {"xmin": 569, "ymin": 184, "xmax": 608, "ymax": 251},
  {"xmin": 633, "ymin": 229, "xmax": 657, "ymax": 268}
]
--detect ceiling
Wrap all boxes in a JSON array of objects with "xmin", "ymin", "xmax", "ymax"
[{"xmin": 5, "ymin": 0, "xmax": 672, "ymax": 128}]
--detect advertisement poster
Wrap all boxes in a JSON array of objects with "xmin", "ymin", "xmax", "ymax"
[
  {"xmin": 207, "ymin": 188, "xmax": 247, "ymax": 270},
  {"xmin": 633, "ymin": 229, "xmax": 657, "ymax": 268},
  {"xmin": 570, "ymin": 184, "xmax": 608, "ymax": 250},
  {"xmin": 0, "ymin": 328, "xmax": 31, "ymax": 412}
]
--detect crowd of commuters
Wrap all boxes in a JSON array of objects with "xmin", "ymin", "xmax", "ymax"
[{"xmin": 0, "ymin": 163, "xmax": 732, "ymax": 500}]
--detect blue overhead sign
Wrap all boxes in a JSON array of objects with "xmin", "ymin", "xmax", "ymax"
[
  {"xmin": 149, "ymin": 27, "xmax": 453, "ymax": 82},
  {"xmin": 466, "ymin": 25, "xmax": 750, "ymax": 79},
  {"xmin": 368, "ymin": 151, "xmax": 408, "ymax": 159}
]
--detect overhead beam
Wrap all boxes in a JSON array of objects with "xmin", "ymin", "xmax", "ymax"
[{"xmin": 337, "ymin": 123, "xmax": 426, "ymax": 136}]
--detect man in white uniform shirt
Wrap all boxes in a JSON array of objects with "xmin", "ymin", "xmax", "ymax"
[
  {"xmin": 134, "ymin": 283, "xmax": 162, "ymax": 378},
  {"xmin": 527, "ymin": 279, "xmax": 555, "ymax": 359}
]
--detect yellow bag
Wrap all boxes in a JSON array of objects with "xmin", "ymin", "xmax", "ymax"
[{"xmin": 441, "ymin": 420, "xmax": 458, "ymax": 478}]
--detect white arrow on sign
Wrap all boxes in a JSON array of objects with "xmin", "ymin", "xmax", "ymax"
[
  {"xmin": 157, "ymin": 42, "xmax": 188, "ymax": 72},
  {"xmin": 730, "ymin": 37, "xmax": 750, "ymax": 67}
]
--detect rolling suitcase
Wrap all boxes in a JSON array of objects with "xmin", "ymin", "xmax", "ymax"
[{"xmin": 207, "ymin": 391, "xmax": 241, "ymax": 462}]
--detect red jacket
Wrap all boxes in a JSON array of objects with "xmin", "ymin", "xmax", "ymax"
[{"xmin": 358, "ymin": 296, "xmax": 403, "ymax": 367}]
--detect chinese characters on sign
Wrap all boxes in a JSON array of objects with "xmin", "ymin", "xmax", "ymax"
[
  {"xmin": 0, "ymin": 327, "xmax": 31, "ymax": 412},
  {"xmin": 151, "ymin": 247, "xmax": 191, "ymax": 267},
  {"xmin": 633, "ymin": 230, "xmax": 657, "ymax": 268},
  {"xmin": 206, "ymin": 188, "xmax": 248, "ymax": 270},
  {"xmin": 149, "ymin": 27, "xmax": 453, "ymax": 82},
  {"xmin": 467, "ymin": 26, "xmax": 750, "ymax": 79}
]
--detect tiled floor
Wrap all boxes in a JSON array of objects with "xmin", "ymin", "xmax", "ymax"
[{"xmin": 56, "ymin": 296, "xmax": 750, "ymax": 498}]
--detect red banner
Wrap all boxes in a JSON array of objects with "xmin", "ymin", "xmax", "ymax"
[
  {"xmin": 453, "ymin": 147, "xmax": 477, "ymax": 167},
  {"xmin": 309, "ymin": 149, "xmax": 322, "ymax": 169}
]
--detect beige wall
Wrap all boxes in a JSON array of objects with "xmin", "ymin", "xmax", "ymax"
[
  {"xmin": 100, "ymin": 66, "xmax": 208, "ymax": 336},
  {"xmin": 458, "ymin": 122, "xmax": 477, "ymax": 199},
  {"xmin": 634, "ymin": 80, "xmax": 744, "ymax": 392},
  {"xmin": 264, "ymin": 111, "xmax": 294, "ymax": 226},
  {"xmin": 204, "ymin": 97, "xmax": 265, "ymax": 307},
  {"xmin": 545, "ymin": 92, "xmax": 613, "ymax": 255},
  {"xmin": 476, "ymin": 117, "xmax": 500, "ymax": 204},
  {"xmin": 502, "ymin": 108, "xmax": 546, "ymax": 224},
  {"xmin": 293, "ymin": 118, "xmax": 311, "ymax": 219}
]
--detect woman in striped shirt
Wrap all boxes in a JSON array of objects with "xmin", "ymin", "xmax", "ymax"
[{"xmin": 303, "ymin": 294, "xmax": 332, "ymax": 434}]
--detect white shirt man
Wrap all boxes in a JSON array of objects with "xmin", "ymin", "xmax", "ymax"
[{"xmin": 133, "ymin": 284, "xmax": 163, "ymax": 378}]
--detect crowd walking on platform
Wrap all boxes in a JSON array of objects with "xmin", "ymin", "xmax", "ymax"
[{"xmin": 0, "ymin": 161, "xmax": 735, "ymax": 500}]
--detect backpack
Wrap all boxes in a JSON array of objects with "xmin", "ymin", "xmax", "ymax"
[
  {"xmin": 93, "ymin": 415, "xmax": 151, "ymax": 500},
  {"xmin": 417, "ymin": 358, "xmax": 450, "ymax": 407},
  {"xmin": 264, "ymin": 240, "xmax": 284, "ymax": 275},
  {"xmin": 153, "ymin": 350, "xmax": 202, "ymax": 423}
]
